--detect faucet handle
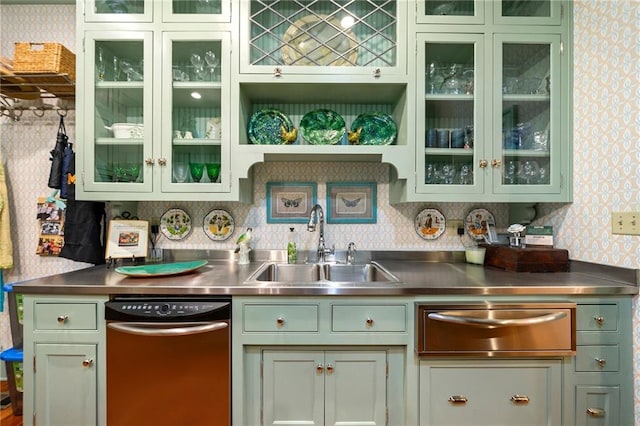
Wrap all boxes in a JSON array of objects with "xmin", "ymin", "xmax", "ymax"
[{"xmin": 347, "ymin": 242, "xmax": 357, "ymax": 264}]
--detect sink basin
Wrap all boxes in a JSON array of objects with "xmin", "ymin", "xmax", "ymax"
[
  {"xmin": 245, "ymin": 262, "xmax": 399, "ymax": 285},
  {"xmin": 322, "ymin": 263, "xmax": 398, "ymax": 283}
]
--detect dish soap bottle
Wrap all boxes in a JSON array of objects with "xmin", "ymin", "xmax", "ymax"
[{"xmin": 287, "ymin": 227, "xmax": 297, "ymax": 264}]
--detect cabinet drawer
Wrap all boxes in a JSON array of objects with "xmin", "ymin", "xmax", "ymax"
[
  {"xmin": 575, "ymin": 385, "xmax": 620, "ymax": 426},
  {"xmin": 577, "ymin": 305, "xmax": 618, "ymax": 331},
  {"xmin": 576, "ymin": 345, "xmax": 619, "ymax": 372},
  {"xmin": 331, "ymin": 305, "xmax": 406, "ymax": 332},
  {"xmin": 34, "ymin": 303, "xmax": 98, "ymax": 330},
  {"xmin": 243, "ymin": 304, "xmax": 319, "ymax": 332}
]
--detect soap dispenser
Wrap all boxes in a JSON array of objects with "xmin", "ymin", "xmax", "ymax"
[{"xmin": 287, "ymin": 227, "xmax": 297, "ymax": 264}]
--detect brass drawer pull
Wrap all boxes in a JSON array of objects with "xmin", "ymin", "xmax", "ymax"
[
  {"xmin": 587, "ymin": 407, "xmax": 605, "ymax": 417},
  {"xmin": 82, "ymin": 359, "xmax": 93, "ymax": 368},
  {"xmin": 448, "ymin": 395, "xmax": 468, "ymax": 404},
  {"xmin": 594, "ymin": 316, "xmax": 605, "ymax": 326},
  {"xmin": 57, "ymin": 315, "xmax": 69, "ymax": 324},
  {"xmin": 276, "ymin": 317, "xmax": 285, "ymax": 327},
  {"xmin": 511, "ymin": 395, "xmax": 530, "ymax": 404},
  {"xmin": 366, "ymin": 317, "xmax": 374, "ymax": 327},
  {"xmin": 595, "ymin": 357, "xmax": 606, "ymax": 368}
]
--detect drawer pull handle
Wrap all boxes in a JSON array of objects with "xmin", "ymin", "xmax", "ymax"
[
  {"xmin": 595, "ymin": 357, "xmax": 606, "ymax": 368},
  {"xmin": 594, "ymin": 316, "xmax": 605, "ymax": 326},
  {"xmin": 274, "ymin": 67, "xmax": 282, "ymax": 77},
  {"xmin": 316, "ymin": 364, "xmax": 323, "ymax": 374},
  {"xmin": 428, "ymin": 310, "xmax": 566, "ymax": 327},
  {"xmin": 448, "ymin": 395, "xmax": 468, "ymax": 404},
  {"xmin": 326, "ymin": 364, "xmax": 334, "ymax": 374},
  {"xmin": 57, "ymin": 315, "xmax": 68, "ymax": 324},
  {"xmin": 511, "ymin": 395, "xmax": 530, "ymax": 404},
  {"xmin": 82, "ymin": 359, "xmax": 93, "ymax": 368},
  {"xmin": 366, "ymin": 317, "xmax": 374, "ymax": 327},
  {"xmin": 276, "ymin": 317, "xmax": 285, "ymax": 327},
  {"xmin": 587, "ymin": 407, "xmax": 605, "ymax": 417}
]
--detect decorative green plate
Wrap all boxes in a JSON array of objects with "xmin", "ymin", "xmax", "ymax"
[
  {"xmin": 300, "ymin": 109, "xmax": 345, "ymax": 145},
  {"xmin": 247, "ymin": 108, "xmax": 295, "ymax": 145},
  {"xmin": 350, "ymin": 112, "xmax": 397, "ymax": 145},
  {"xmin": 115, "ymin": 260, "xmax": 208, "ymax": 277}
]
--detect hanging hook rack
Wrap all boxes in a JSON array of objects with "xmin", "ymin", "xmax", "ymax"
[{"xmin": 0, "ymin": 95, "xmax": 71, "ymax": 121}]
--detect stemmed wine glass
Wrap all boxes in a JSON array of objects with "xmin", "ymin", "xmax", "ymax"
[
  {"xmin": 204, "ymin": 51, "xmax": 219, "ymax": 81},
  {"xmin": 112, "ymin": 55, "xmax": 120, "ymax": 81},
  {"xmin": 96, "ymin": 47, "xmax": 106, "ymax": 81},
  {"xmin": 190, "ymin": 52, "xmax": 205, "ymax": 81}
]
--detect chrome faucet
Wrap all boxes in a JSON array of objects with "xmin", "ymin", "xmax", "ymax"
[
  {"xmin": 308, "ymin": 204, "xmax": 333, "ymax": 262},
  {"xmin": 346, "ymin": 242, "xmax": 357, "ymax": 264}
]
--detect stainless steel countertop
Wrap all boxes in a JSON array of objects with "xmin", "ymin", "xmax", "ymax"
[{"xmin": 12, "ymin": 250, "xmax": 639, "ymax": 296}]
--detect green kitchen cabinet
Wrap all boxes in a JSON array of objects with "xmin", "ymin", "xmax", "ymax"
[
  {"xmin": 261, "ymin": 349, "xmax": 388, "ymax": 426},
  {"xmin": 405, "ymin": 1, "xmax": 571, "ymax": 203},
  {"xmin": 22, "ymin": 295, "xmax": 108, "ymax": 426},
  {"xmin": 76, "ymin": 5, "xmax": 241, "ymax": 201},
  {"xmin": 83, "ymin": 0, "xmax": 230, "ymax": 23},
  {"xmin": 416, "ymin": 0, "xmax": 563, "ymax": 25}
]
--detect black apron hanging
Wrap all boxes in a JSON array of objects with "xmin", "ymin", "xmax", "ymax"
[{"xmin": 47, "ymin": 115, "xmax": 68, "ymax": 189}]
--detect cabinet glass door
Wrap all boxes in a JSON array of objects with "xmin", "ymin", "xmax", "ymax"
[
  {"xmin": 162, "ymin": 0, "xmax": 230, "ymax": 22},
  {"xmin": 85, "ymin": 0, "xmax": 153, "ymax": 22},
  {"xmin": 241, "ymin": 0, "xmax": 404, "ymax": 74},
  {"xmin": 494, "ymin": 34, "xmax": 562, "ymax": 195},
  {"xmin": 494, "ymin": 0, "xmax": 563, "ymax": 25},
  {"xmin": 417, "ymin": 0, "xmax": 485, "ymax": 24},
  {"xmin": 416, "ymin": 34, "xmax": 484, "ymax": 196},
  {"xmin": 162, "ymin": 33, "xmax": 230, "ymax": 192},
  {"xmin": 84, "ymin": 32, "xmax": 153, "ymax": 193}
]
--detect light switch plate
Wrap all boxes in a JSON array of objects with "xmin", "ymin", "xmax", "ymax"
[{"xmin": 612, "ymin": 212, "xmax": 640, "ymax": 235}]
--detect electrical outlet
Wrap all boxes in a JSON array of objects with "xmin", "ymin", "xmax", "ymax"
[
  {"xmin": 447, "ymin": 219, "xmax": 463, "ymax": 236},
  {"xmin": 612, "ymin": 211, "xmax": 640, "ymax": 235}
]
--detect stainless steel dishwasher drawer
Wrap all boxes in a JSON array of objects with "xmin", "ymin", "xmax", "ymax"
[{"xmin": 416, "ymin": 303, "xmax": 576, "ymax": 357}]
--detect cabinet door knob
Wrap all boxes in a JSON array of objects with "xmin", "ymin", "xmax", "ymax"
[
  {"xmin": 479, "ymin": 160, "xmax": 488, "ymax": 168},
  {"xmin": 448, "ymin": 395, "xmax": 468, "ymax": 404},
  {"xmin": 276, "ymin": 317, "xmax": 285, "ymax": 327},
  {"xmin": 145, "ymin": 158, "xmax": 155, "ymax": 166},
  {"xmin": 316, "ymin": 363, "xmax": 324, "ymax": 374},
  {"xmin": 274, "ymin": 67, "xmax": 282, "ymax": 77},
  {"xmin": 594, "ymin": 316, "xmax": 605, "ymax": 326},
  {"xmin": 57, "ymin": 315, "xmax": 68, "ymax": 324},
  {"xmin": 157, "ymin": 158, "xmax": 167, "ymax": 166},
  {"xmin": 587, "ymin": 407, "xmax": 605, "ymax": 417},
  {"xmin": 373, "ymin": 68, "xmax": 381, "ymax": 78},
  {"xmin": 326, "ymin": 364, "xmax": 334, "ymax": 374},
  {"xmin": 82, "ymin": 359, "xmax": 93, "ymax": 368},
  {"xmin": 510, "ymin": 395, "xmax": 530, "ymax": 404},
  {"xmin": 595, "ymin": 357, "xmax": 606, "ymax": 368},
  {"xmin": 492, "ymin": 159, "xmax": 501, "ymax": 168},
  {"xmin": 365, "ymin": 317, "xmax": 374, "ymax": 327}
]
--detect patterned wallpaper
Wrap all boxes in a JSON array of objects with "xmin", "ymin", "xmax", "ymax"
[{"xmin": 1, "ymin": 1, "xmax": 639, "ymax": 419}]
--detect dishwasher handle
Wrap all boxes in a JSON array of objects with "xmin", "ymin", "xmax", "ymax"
[
  {"xmin": 107, "ymin": 321, "xmax": 228, "ymax": 337},
  {"xmin": 427, "ymin": 310, "xmax": 567, "ymax": 327}
]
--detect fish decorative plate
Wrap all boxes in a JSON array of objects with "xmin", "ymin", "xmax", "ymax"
[
  {"xmin": 160, "ymin": 208, "xmax": 192, "ymax": 240},
  {"xmin": 247, "ymin": 108, "xmax": 295, "ymax": 145},
  {"xmin": 115, "ymin": 260, "xmax": 208, "ymax": 278},
  {"xmin": 350, "ymin": 112, "xmax": 397, "ymax": 145},
  {"xmin": 203, "ymin": 209, "xmax": 235, "ymax": 241},
  {"xmin": 415, "ymin": 208, "xmax": 446, "ymax": 240},
  {"xmin": 300, "ymin": 109, "xmax": 346, "ymax": 145}
]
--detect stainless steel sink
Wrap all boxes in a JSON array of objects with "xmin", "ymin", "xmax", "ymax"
[
  {"xmin": 245, "ymin": 262, "xmax": 399, "ymax": 285},
  {"xmin": 322, "ymin": 263, "xmax": 398, "ymax": 283}
]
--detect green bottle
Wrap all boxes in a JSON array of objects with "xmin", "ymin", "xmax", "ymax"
[{"xmin": 287, "ymin": 227, "xmax": 297, "ymax": 264}]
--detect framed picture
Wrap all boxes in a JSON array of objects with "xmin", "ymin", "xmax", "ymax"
[
  {"xmin": 326, "ymin": 182, "xmax": 377, "ymax": 224},
  {"xmin": 266, "ymin": 182, "xmax": 317, "ymax": 223},
  {"xmin": 105, "ymin": 220, "xmax": 149, "ymax": 260}
]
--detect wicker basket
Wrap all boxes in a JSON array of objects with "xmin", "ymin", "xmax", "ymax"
[{"xmin": 13, "ymin": 42, "xmax": 76, "ymax": 81}]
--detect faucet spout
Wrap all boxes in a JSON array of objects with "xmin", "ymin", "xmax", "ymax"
[{"xmin": 308, "ymin": 204, "xmax": 331, "ymax": 262}]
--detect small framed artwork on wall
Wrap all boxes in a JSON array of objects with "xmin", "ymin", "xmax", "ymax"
[
  {"xmin": 326, "ymin": 182, "xmax": 377, "ymax": 224},
  {"xmin": 266, "ymin": 182, "xmax": 317, "ymax": 223}
]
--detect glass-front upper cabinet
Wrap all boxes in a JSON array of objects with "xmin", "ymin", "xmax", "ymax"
[
  {"xmin": 240, "ymin": 0, "xmax": 406, "ymax": 75},
  {"xmin": 416, "ymin": 34, "xmax": 484, "ymax": 196},
  {"xmin": 494, "ymin": 0, "xmax": 563, "ymax": 25},
  {"xmin": 492, "ymin": 34, "xmax": 562, "ymax": 197},
  {"xmin": 162, "ymin": 0, "xmax": 231, "ymax": 22},
  {"xmin": 82, "ymin": 31, "xmax": 154, "ymax": 194},
  {"xmin": 84, "ymin": 0, "xmax": 153, "ymax": 22},
  {"xmin": 161, "ymin": 32, "xmax": 230, "ymax": 193},
  {"xmin": 417, "ymin": 0, "xmax": 485, "ymax": 24}
]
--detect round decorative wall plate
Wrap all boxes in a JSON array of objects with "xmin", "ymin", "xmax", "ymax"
[
  {"xmin": 300, "ymin": 109, "xmax": 346, "ymax": 145},
  {"xmin": 160, "ymin": 208, "xmax": 192, "ymax": 241},
  {"xmin": 247, "ymin": 108, "xmax": 295, "ymax": 145},
  {"xmin": 465, "ymin": 208, "xmax": 496, "ymax": 241},
  {"xmin": 203, "ymin": 209, "xmax": 235, "ymax": 241},
  {"xmin": 350, "ymin": 112, "xmax": 397, "ymax": 145},
  {"xmin": 281, "ymin": 14, "xmax": 358, "ymax": 67},
  {"xmin": 415, "ymin": 208, "xmax": 446, "ymax": 240}
]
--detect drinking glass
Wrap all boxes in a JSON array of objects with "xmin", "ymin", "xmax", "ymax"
[
  {"xmin": 189, "ymin": 162, "xmax": 204, "ymax": 182},
  {"xmin": 96, "ymin": 47, "xmax": 106, "ymax": 81},
  {"xmin": 204, "ymin": 51, "xmax": 219, "ymax": 81},
  {"xmin": 190, "ymin": 52, "xmax": 205, "ymax": 81},
  {"xmin": 173, "ymin": 162, "xmax": 188, "ymax": 183},
  {"xmin": 206, "ymin": 162, "xmax": 221, "ymax": 182},
  {"xmin": 112, "ymin": 55, "xmax": 120, "ymax": 81}
]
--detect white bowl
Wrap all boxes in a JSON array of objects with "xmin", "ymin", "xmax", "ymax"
[{"xmin": 105, "ymin": 123, "xmax": 144, "ymax": 139}]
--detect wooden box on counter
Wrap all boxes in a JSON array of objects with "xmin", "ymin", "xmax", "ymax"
[{"xmin": 480, "ymin": 244, "xmax": 569, "ymax": 272}]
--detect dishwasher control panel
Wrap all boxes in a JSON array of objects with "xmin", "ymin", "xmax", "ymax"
[{"xmin": 106, "ymin": 297, "xmax": 231, "ymax": 321}]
